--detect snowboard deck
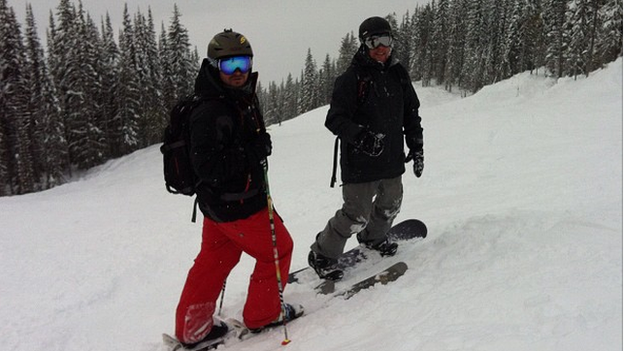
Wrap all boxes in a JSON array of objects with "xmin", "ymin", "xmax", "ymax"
[{"xmin": 289, "ymin": 219, "xmax": 426, "ymax": 283}]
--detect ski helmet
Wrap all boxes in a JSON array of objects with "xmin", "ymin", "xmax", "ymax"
[
  {"xmin": 207, "ymin": 29, "xmax": 253, "ymax": 62},
  {"xmin": 358, "ymin": 16, "xmax": 392, "ymax": 40}
]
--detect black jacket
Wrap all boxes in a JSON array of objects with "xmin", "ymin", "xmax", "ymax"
[
  {"xmin": 189, "ymin": 59, "xmax": 267, "ymax": 222},
  {"xmin": 326, "ymin": 46, "xmax": 423, "ymax": 183}
]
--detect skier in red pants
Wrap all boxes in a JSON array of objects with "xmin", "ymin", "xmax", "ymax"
[{"xmin": 173, "ymin": 29, "xmax": 302, "ymax": 349}]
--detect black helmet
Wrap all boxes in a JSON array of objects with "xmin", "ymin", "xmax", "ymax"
[
  {"xmin": 358, "ymin": 16, "xmax": 392, "ymax": 40},
  {"xmin": 207, "ymin": 29, "xmax": 253, "ymax": 62}
]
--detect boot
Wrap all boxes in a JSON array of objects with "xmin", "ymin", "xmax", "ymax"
[
  {"xmin": 181, "ymin": 320, "xmax": 229, "ymax": 350},
  {"xmin": 249, "ymin": 303, "xmax": 304, "ymax": 333},
  {"xmin": 361, "ymin": 237, "xmax": 398, "ymax": 257},
  {"xmin": 308, "ymin": 250, "xmax": 344, "ymax": 280}
]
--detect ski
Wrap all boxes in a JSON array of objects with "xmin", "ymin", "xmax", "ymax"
[
  {"xmin": 162, "ymin": 331, "xmax": 231, "ymax": 351},
  {"xmin": 162, "ymin": 310, "xmax": 300, "ymax": 350},
  {"xmin": 316, "ymin": 261, "xmax": 408, "ymax": 298},
  {"xmin": 162, "ymin": 263, "xmax": 406, "ymax": 350}
]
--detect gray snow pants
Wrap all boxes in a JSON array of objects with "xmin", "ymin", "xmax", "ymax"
[{"xmin": 310, "ymin": 176, "xmax": 403, "ymax": 259}]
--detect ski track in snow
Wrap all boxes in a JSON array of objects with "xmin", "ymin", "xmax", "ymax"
[{"xmin": 0, "ymin": 59, "xmax": 621, "ymax": 351}]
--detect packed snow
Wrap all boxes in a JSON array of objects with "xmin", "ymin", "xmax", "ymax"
[{"xmin": 1, "ymin": 59, "xmax": 621, "ymax": 351}]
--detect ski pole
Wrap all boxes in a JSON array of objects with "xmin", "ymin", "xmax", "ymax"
[
  {"xmin": 261, "ymin": 158, "xmax": 291, "ymax": 346},
  {"xmin": 217, "ymin": 280, "xmax": 226, "ymax": 316}
]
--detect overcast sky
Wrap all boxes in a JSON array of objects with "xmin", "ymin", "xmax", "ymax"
[{"xmin": 9, "ymin": 0, "xmax": 427, "ymax": 84}]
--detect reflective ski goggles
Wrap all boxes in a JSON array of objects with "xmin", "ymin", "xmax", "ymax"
[
  {"xmin": 218, "ymin": 56, "xmax": 253, "ymax": 75},
  {"xmin": 364, "ymin": 34, "xmax": 393, "ymax": 49}
]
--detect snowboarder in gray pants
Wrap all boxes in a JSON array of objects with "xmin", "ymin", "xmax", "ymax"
[{"xmin": 309, "ymin": 16, "xmax": 424, "ymax": 280}]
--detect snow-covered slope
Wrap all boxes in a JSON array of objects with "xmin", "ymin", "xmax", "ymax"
[{"xmin": 1, "ymin": 59, "xmax": 621, "ymax": 351}]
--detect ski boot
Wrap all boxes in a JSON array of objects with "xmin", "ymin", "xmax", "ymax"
[
  {"xmin": 249, "ymin": 303, "xmax": 304, "ymax": 333},
  {"xmin": 180, "ymin": 320, "xmax": 229, "ymax": 350}
]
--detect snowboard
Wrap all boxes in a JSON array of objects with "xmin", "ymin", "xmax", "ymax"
[
  {"xmin": 316, "ymin": 261, "xmax": 408, "ymax": 298},
  {"xmin": 288, "ymin": 219, "xmax": 426, "ymax": 283}
]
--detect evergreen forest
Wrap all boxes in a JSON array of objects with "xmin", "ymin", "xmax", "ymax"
[{"xmin": 0, "ymin": 0, "xmax": 621, "ymax": 196}]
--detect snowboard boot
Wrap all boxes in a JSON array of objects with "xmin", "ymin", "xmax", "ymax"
[
  {"xmin": 360, "ymin": 237, "xmax": 398, "ymax": 257},
  {"xmin": 181, "ymin": 320, "xmax": 229, "ymax": 350},
  {"xmin": 308, "ymin": 250, "xmax": 344, "ymax": 280},
  {"xmin": 249, "ymin": 303, "xmax": 304, "ymax": 333}
]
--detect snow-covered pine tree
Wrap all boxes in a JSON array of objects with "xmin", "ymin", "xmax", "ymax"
[
  {"xmin": 418, "ymin": 3, "xmax": 436, "ymax": 87},
  {"xmin": 48, "ymin": 0, "xmax": 82, "ymax": 175},
  {"xmin": 432, "ymin": 0, "xmax": 451, "ymax": 86},
  {"xmin": 444, "ymin": 0, "xmax": 469, "ymax": 91},
  {"xmin": 117, "ymin": 4, "xmax": 141, "ymax": 155},
  {"xmin": 75, "ymin": 4, "xmax": 107, "ymax": 169},
  {"xmin": 135, "ymin": 8, "xmax": 164, "ymax": 147},
  {"xmin": 100, "ymin": 13, "xmax": 121, "ymax": 158},
  {"xmin": 282, "ymin": 73, "xmax": 298, "ymax": 122},
  {"xmin": 319, "ymin": 54, "xmax": 334, "ymax": 105},
  {"xmin": 0, "ymin": 0, "xmax": 35, "ymax": 194},
  {"xmin": 24, "ymin": 4, "xmax": 47, "ymax": 190},
  {"xmin": 597, "ymin": 0, "xmax": 623, "ymax": 64},
  {"xmin": 44, "ymin": 8, "xmax": 70, "ymax": 187},
  {"xmin": 23, "ymin": 3, "xmax": 68, "ymax": 190},
  {"xmin": 393, "ymin": 12, "xmax": 415, "ymax": 80},
  {"xmin": 544, "ymin": 0, "xmax": 570, "ymax": 77},
  {"xmin": 300, "ymin": 48, "xmax": 319, "ymax": 113},
  {"xmin": 567, "ymin": 0, "xmax": 595, "ymax": 78},
  {"xmin": 336, "ymin": 32, "xmax": 358, "ymax": 75},
  {"xmin": 461, "ymin": 0, "xmax": 488, "ymax": 92},
  {"xmin": 165, "ymin": 4, "xmax": 195, "ymax": 105}
]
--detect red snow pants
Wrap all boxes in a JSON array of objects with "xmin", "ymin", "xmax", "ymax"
[{"xmin": 175, "ymin": 207, "xmax": 293, "ymax": 344}]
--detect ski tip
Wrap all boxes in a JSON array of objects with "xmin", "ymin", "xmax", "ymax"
[{"xmin": 396, "ymin": 261, "xmax": 408, "ymax": 274}]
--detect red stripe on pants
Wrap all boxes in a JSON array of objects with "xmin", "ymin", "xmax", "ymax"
[{"xmin": 175, "ymin": 207, "xmax": 293, "ymax": 343}]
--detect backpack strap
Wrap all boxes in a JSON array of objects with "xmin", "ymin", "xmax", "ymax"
[
  {"xmin": 330, "ymin": 137, "xmax": 340, "ymax": 188},
  {"xmin": 188, "ymin": 94, "xmax": 223, "ymax": 223},
  {"xmin": 191, "ymin": 197, "xmax": 199, "ymax": 223},
  {"xmin": 356, "ymin": 70, "xmax": 373, "ymax": 106}
]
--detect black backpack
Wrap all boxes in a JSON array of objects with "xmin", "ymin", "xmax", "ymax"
[
  {"xmin": 161, "ymin": 95, "xmax": 213, "ymax": 221},
  {"xmin": 161, "ymin": 94, "xmax": 206, "ymax": 195}
]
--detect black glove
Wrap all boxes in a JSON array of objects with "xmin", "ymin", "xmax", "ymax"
[
  {"xmin": 406, "ymin": 148, "xmax": 424, "ymax": 178},
  {"xmin": 247, "ymin": 131, "xmax": 272, "ymax": 165},
  {"xmin": 354, "ymin": 130, "xmax": 385, "ymax": 157}
]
